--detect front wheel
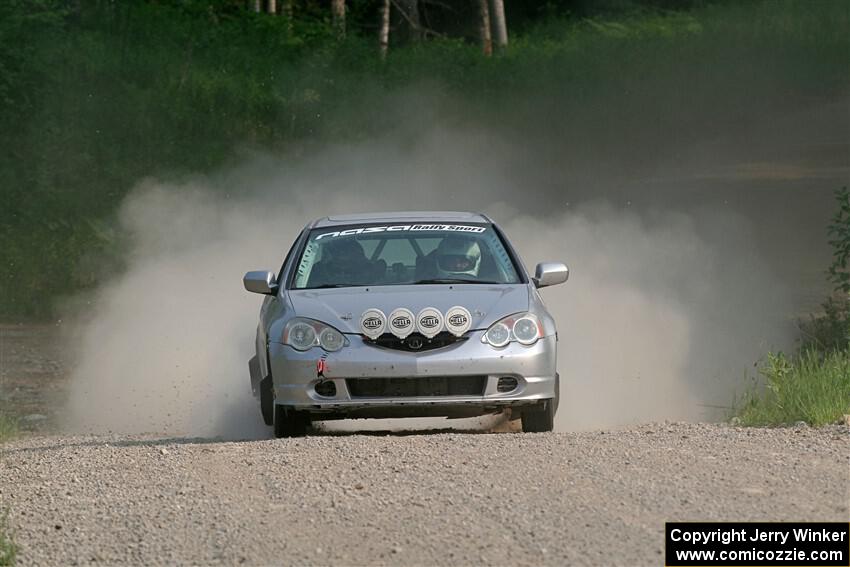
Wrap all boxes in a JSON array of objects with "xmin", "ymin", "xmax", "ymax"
[
  {"xmin": 521, "ymin": 399, "xmax": 555, "ymax": 433},
  {"xmin": 273, "ymin": 405, "xmax": 310, "ymax": 438}
]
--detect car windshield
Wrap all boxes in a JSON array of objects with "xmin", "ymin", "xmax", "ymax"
[{"xmin": 291, "ymin": 223, "xmax": 522, "ymax": 289}]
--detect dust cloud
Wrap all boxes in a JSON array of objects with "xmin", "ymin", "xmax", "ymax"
[{"xmin": 61, "ymin": 94, "xmax": 841, "ymax": 437}]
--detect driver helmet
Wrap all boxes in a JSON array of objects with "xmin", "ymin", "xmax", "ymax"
[
  {"xmin": 325, "ymin": 238, "xmax": 366, "ymax": 262},
  {"xmin": 321, "ymin": 238, "xmax": 369, "ymax": 275},
  {"xmin": 435, "ymin": 237, "xmax": 481, "ymax": 278}
]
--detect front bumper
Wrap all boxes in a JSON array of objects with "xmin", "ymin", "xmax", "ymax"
[{"xmin": 266, "ymin": 331, "xmax": 557, "ymax": 418}]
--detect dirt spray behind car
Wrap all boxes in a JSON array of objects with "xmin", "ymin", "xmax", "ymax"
[{"xmin": 58, "ymin": 118, "xmax": 805, "ymax": 437}]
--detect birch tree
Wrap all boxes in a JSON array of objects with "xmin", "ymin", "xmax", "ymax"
[
  {"xmin": 379, "ymin": 0, "xmax": 390, "ymax": 58},
  {"xmin": 489, "ymin": 0, "xmax": 507, "ymax": 48}
]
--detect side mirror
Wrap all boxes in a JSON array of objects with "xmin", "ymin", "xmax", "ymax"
[
  {"xmin": 243, "ymin": 270, "xmax": 278, "ymax": 295},
  {"xmin": 533, "ymin": 262, "xmax": 569, "ymax": 288}
]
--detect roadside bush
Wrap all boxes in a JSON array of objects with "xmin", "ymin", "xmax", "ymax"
[
  {"xmin": 827, "ymin": 187, "xmax": 850, "ymax": 294},
  {"xmin": 799, "ymin": 295, "xmax": 850, "ymax": 352},
  {"xmin": 797, "ymin": 187, "xmax": 850, "ymax": 352},
  {"xmin": 737, "ymin": 350, "xmax": 850, "ymax": 426},
  {"xmin": 736, "ymin": 187, "xmax": 850, "ymax": 426}
]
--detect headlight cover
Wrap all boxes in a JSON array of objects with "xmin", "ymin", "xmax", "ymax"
[
  {"xmin": 482, "ymin": 313, "xmax": 544, "ymax": 347},
  {"xmin": 283, "ymin": 318, "xmax": 348, "ymax": 352}
]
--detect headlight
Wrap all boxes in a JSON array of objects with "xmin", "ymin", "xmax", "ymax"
[
  {"xmin": 512, "ymin": 317, "xmax": 539, "ymax": 345},
  {"xmin": 283, "ymin": 318, "xmax": 348, "ymax": 352},
  {"xmin": 319, "ymin": 327, "xmax": 345, "ymax": 352},
  {"xmin": 485, "ymin": 322, "xmax": 511, "ymax": 347},
  {"xmin": 482, "ymin": 313, "xmax": 544, "ymax": 347}
]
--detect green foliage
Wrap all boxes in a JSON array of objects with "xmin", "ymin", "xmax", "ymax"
[
  {"xmin": 0, "ymin": 0, "xmax": 848, "ymax": 318},
  {"xmin": 0, "ymin": 0, "xmax": 66, "ymax": 111},
  {"xmin": 799, "ymin": 295, "xmax": 850, "ymax": 353},
  {"xmin": 0, "ymin": 507, "xmax": 15, "ymax": 566},
  {"xmin": 828, "ymin": 187, "xmax": 850, "ymax": 294},
  {"xmin": 737, "ymin": 186, "xmax": 850, "ymax": 427},
  {"xmin": 736, "ymin": 350, "xmax": 850, "ymax": 427},
  {"xmin": 793, "ymin": 188, "xmax": 850, "ymax": 353}
]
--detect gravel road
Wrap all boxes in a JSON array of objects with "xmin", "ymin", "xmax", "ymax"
[{"xmin": 2, "ymin": 423, "xmax": 848, "ymax": 566}]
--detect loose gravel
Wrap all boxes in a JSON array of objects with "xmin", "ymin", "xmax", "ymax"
[{"xmin": 1, "ymin": 422, "xmax": 848, "ymax": 566}]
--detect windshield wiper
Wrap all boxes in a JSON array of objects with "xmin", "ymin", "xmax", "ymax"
[
  {"xmin": 413, "ymin": 278, "xmax": 500, "ymax": 285},
  {"xmin": 305, "ymin": 284, "xmax": 352, "ymax": 289}
]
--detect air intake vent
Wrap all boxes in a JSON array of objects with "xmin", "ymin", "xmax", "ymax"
[
  {"xmin": 365, "ymin": 331, "xmax": 466, "ymax": 352},
  {"xmin": 347, "ymin": 376, "xmax": 486, "ymax": 398},
  {"xmin": 496, "ymin": 376, "xmax": 518, "ymax": 393}
]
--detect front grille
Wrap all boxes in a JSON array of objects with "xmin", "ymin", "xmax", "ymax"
[
  {"xmin": 365, "ymin": 331, "xmax": 466, "ymax": 352},
  {"xmin": 347, "ymin": 376, "xmax": 486, "ymax": 398}
]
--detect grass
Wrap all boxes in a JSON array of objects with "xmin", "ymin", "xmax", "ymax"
[
  {"xmin": 0, "ymin": 508, "xmax": 16, "ymax": 567},
  {"xmin": 0, "ymin": 416, "xmax": 18, "ymax": 565},
  {"xmin": 736, "ymin": 350, "xmax": 850, "ymax": 427},
  {"xmin": 0, "ymin": 414, "xmax": 16, "ymax": 444}
]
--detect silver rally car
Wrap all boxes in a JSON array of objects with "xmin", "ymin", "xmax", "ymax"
[{"xmin": 244, "ymin": 211, "xmax": 568, "ymax": 437}]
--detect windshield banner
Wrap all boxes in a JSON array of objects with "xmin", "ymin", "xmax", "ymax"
[{"xmin": 315, "ymin": 225, "xmax": 486, "ymax": 240}]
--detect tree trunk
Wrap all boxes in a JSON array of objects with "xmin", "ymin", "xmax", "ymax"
[
  {"xmin": 332, "ymin": 0, "xmax": 346, "ymax": 39},
  {"xmin": 251, "ymin": 0, "xmax": 261, "ymax": 13},
  {"xmin": 379, "ymin": 0, "xmax": 391, "ymax": 58},
  {"xmin": 397, "ymin": 0, "xmax": 421, "ymax": 41},
  {"xmin": 267, "ymin": 0, "xmax": 277, "ymax": 14},
  {"xmin": 477, "ymin": 0, "xmax": 492, "ymax": 56},
  {"xmin": 489, "ymin": 0, "xmax": 507, "ymax": 48}
]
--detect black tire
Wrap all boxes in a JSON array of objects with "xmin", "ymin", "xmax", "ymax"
[
  {"xmin": 273, "ymin": 405, "xmax": 310, "ymax": 438},
  {"xmin": 521, "ymin": 399, "xmax": 555, "ymax": 433},
  {"xmin": 260, "ymin": 376, "xmax": 274, "ymax": 426}
]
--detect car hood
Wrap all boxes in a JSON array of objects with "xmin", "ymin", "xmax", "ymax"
[{"xmin": 287, "ymin": 284, "xmax": 530, "ymax": 334}]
